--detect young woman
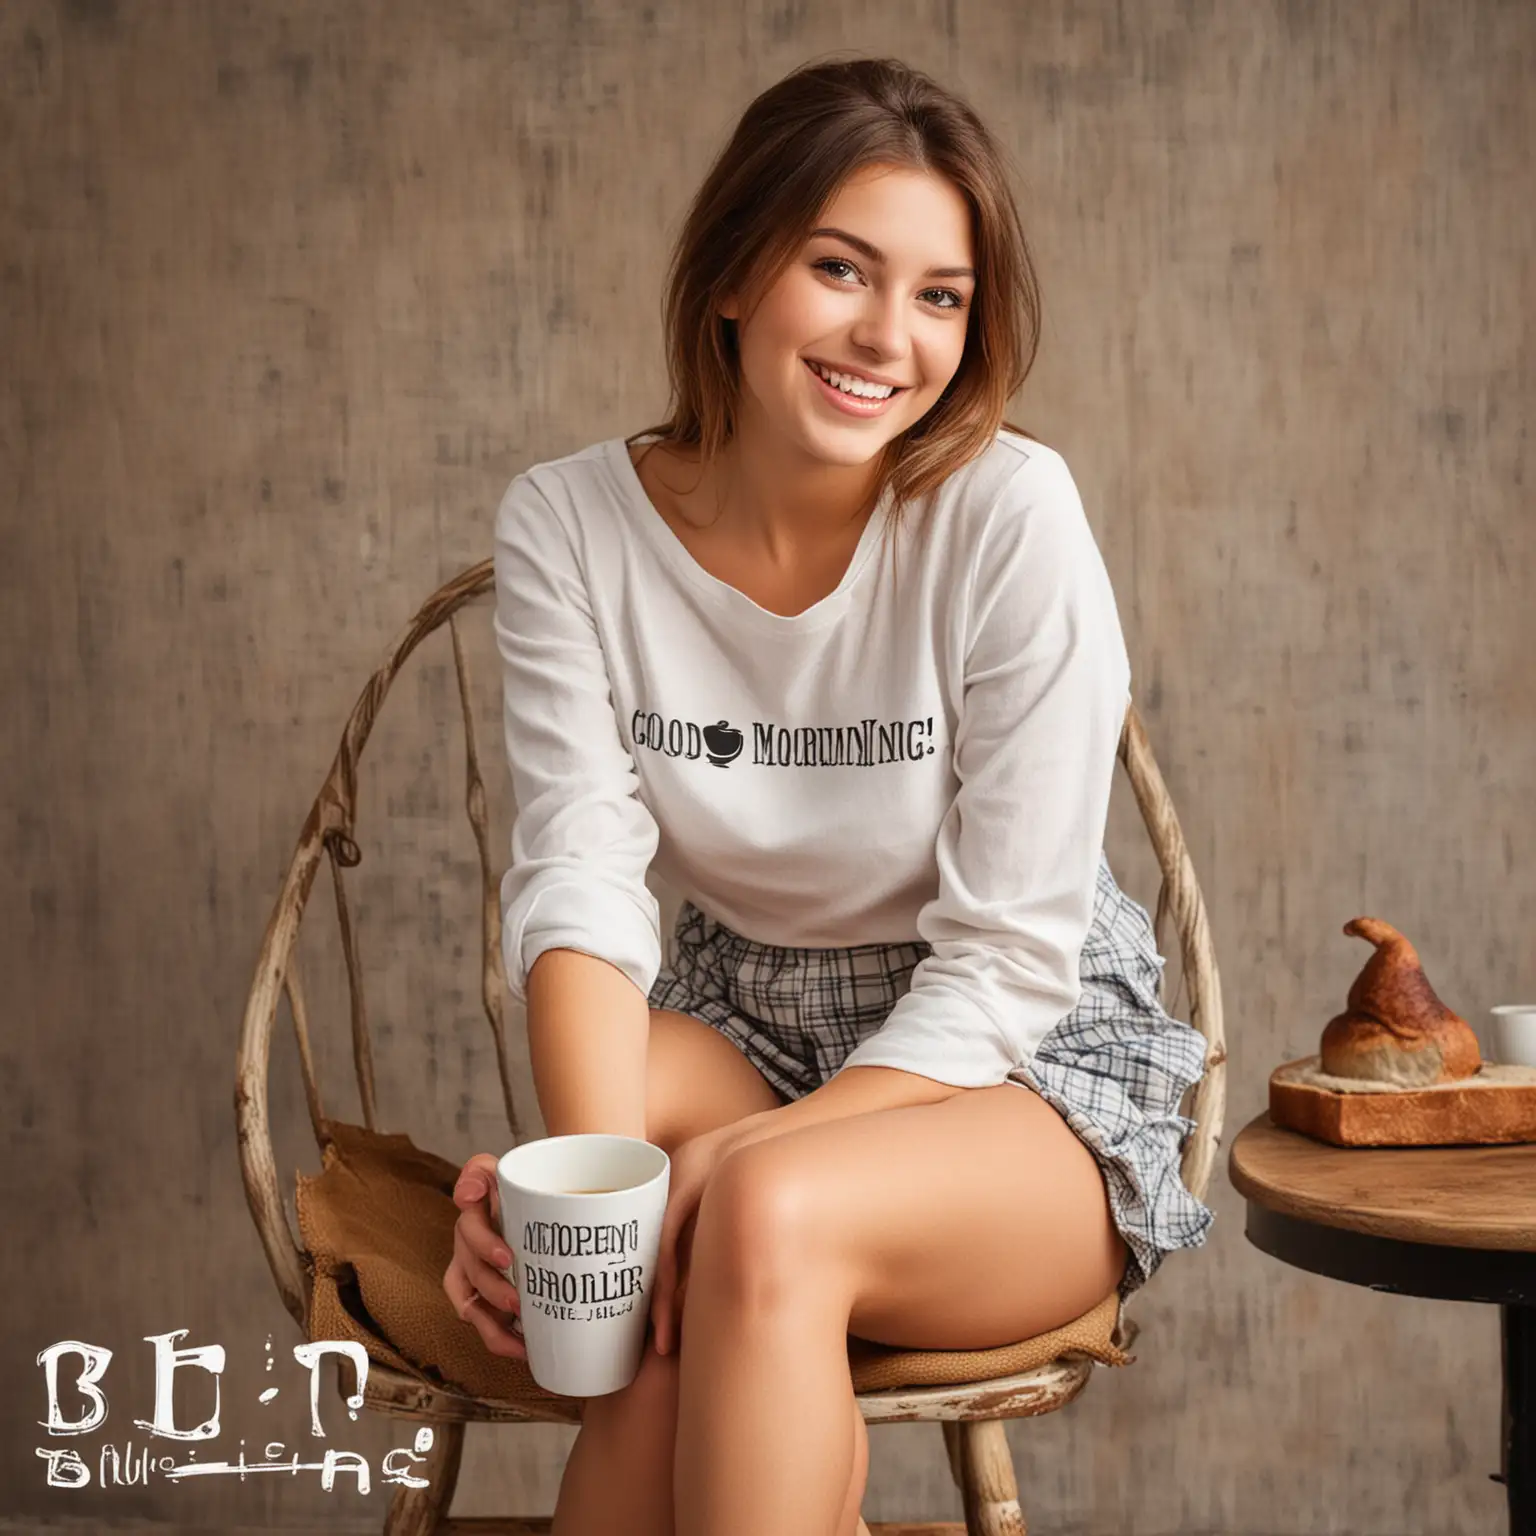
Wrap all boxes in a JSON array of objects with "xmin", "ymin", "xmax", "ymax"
[{"xmin": 443, "ymin": 55, "xmax": 1212, "ymax": 1536}]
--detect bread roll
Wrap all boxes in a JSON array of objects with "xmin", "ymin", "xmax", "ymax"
[{"xmin": 1318, "ymin": 917, "xmax": 1480, "ymax": 1087}]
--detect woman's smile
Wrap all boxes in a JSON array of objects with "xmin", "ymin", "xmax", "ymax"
[{"xmin": 803, "ymin": 357, "xmax": 908, "ymax": 418}]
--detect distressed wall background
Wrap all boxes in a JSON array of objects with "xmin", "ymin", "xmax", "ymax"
[{"xmin": 3, "ymin": 0, "xmax": 1532, "ymax": 1531}]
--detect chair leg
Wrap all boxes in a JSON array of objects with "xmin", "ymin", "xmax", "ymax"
[
  {"xmin": 942, "ymin": 1420, "xmax": 965, "ymax": 1488},
  {"xmin": 952, "ymin": 1418, "xmax": 1026, "ymax": 1536},
  {"xmin": 383, "ymin": 1421, "xmax": 465, "ymax": 1536}
]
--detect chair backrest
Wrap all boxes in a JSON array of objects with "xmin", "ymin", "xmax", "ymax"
[{"xmin": 236, "ymin": 561, "xmax": 1226, "ymax": 1331}]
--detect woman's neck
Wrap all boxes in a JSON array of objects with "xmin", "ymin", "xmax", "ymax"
[{"xmin": 654, "ymin": 426, "xmax": 884, "ymax": 561}]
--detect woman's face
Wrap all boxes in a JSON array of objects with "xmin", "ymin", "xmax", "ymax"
[{"xmin": 721, "ymin": 164, "xmax": 977, "ymax": 470}]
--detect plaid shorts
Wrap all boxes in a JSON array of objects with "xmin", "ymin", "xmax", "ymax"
[{"xmin": 647, "ymin": 850, "xmax": 1214, "ymax": 1300}]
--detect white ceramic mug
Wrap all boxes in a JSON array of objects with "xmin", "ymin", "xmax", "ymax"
[
  {"xmin": 495, "ymin": 1134, "xmax": 670, "ymax": 1397},
  {"xmin": 1488, "ymin": 1005, "xmax": 1536, "ymax": 1068}
]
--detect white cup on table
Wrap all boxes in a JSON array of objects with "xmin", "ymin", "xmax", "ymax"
[{"xmin": 1487, "ymin": 1004, "xmax": 1536, "ymax": 1068}]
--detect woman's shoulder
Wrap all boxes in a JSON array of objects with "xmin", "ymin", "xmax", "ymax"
[
  {"xmin": 931, "ymin": 428, "xmax": 1085, "ymax": 555},
  {"xmin": 967, "ymin": 426, "xmax": 1076, "ymax": 501},
  {"xmin": 495, "ymin": 436, "xmax": 632, "ymax": 547},
  {"xmin": 501, "ymin": 435, "xmax": 618, "ymax": 507}
]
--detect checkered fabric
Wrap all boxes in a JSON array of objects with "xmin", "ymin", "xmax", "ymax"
[{"xmin": 647, "ymin": 849, "xmax": 1214, "ymax": 1300}]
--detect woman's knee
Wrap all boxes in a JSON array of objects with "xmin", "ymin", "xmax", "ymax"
[{"xmin": 687, "ymin": 1140, "xmax": 825, "ymax": 1308}]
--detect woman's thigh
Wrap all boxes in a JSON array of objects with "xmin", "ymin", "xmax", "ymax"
[
  {"xmin": 645, "ymin": 1007, "xmax": 789, "ymax": 1153},
  {"xmin": 699, "ymin": 1082, "xmax": 1126, "ymax": 1350}
]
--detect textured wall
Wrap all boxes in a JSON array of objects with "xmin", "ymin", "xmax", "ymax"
[{"xmin": 3, "ymin": 1, "xmax": 1532, "ymax": 1531}]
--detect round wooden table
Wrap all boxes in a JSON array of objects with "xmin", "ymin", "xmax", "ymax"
[{"xmin": 1229, "ymin": 1113, "xmax": 1536, "ymax": 1535}]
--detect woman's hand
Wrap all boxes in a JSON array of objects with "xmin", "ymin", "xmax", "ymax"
[
  {"xmin": 441, "ymin": 1152, "xmax": 527, "ymax": 1360},
  {"xmin": 650, "ymin": 1118, "xmax": 763, "ymax": 1356}
]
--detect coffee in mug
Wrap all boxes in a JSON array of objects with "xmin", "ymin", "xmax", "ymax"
[{"xmin": 495, "ymin": 1135, "xmax": 670, "ymax": 1397}]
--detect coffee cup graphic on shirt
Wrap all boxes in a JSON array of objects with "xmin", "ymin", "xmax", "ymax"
[{"xmin": 701, "ymin": 719, "xmax": 743, "ymax": 767}]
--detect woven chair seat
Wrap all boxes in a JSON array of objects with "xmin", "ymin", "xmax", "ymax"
[{"xmin": 296, "ymin": 1122, "xmax": 1131, "ymax": 1421}]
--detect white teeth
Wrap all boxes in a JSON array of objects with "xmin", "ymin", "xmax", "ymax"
[{"xmin": 812, "ymin": 362, "xmax": 894, "ymax": 400}]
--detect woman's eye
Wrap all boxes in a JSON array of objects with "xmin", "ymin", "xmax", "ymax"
[
  {"xmin": 815, "ymin": 257, "xmax": 858, "ymax": 283},
  {"xmin": 812, "ymin": 257, "xmax": 967, "ymax": 312}
]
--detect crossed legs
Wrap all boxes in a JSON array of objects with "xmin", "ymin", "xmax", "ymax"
[
  {"xmin": 552, "ymin": 1013, "xmax": 1124, "ymax": 1534},
  {"xmin": 670, "ymin": 1080, "xmax": 1125, "ymax": 1535}
]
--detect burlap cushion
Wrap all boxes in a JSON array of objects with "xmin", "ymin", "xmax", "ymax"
[{"xmin": 294, "ymin": 1123, "xmax": 1129, "ymax": 1411}]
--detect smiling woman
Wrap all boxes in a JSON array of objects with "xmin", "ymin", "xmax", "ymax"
[{"xmin": 446, "ymin": 53, "xmax": 1213, "ymax": 1536}]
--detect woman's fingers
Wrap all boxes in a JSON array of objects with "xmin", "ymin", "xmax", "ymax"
[
  {"xmin": 464, "ymin": 1296, "xmax": 527, "ymax": 1360},
  {"xmin": 454, "ymin": 1221, "xmax": 521, "ymax": 1314},
  {"xmin": 453, "ymin": 1153, "xmax": 501, "ymax": 1214},
  {"xmin": 445, "ymin": 1267, "xmax": 527, "ymax": 1360},
  {"xmin": 669, "ymin": 1207, "xmax": 700, "ymax": 1348},
  {"xmin": 650, "ymin": 1254, "xmax": 674, "ymax": 1356},
  {"xmin": 677, "ymin": 1207, "xmax": 698, "ymax": 1277},
  {"xmin": 675, "ymin": 1256, "xmax": 691, "ymax": 1342},
  {"xmin": 454, "ymin": 1158, "xmax": 513, "ymax": 1270},
  {"xmin": 440, "ymin": 1154, "xmax": 527, "ymax": 1360},
  {"xmin": 459, "ymin": 1199, "xmax": 513, "ymax": 1270},
  {"xmin": 443, "ymin": 1250, "xmax": 526, "ymax": 1360},
  {"xmin": 442, "ymin": 1258, "xmax": 484, "ymax": 1323},
  {"xmin": 650, "ymin": 1196, "xmax": 682, "ymax": 1354}
]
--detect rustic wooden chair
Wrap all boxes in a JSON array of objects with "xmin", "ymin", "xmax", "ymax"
[{"xmin": 236, "ymin": 558, "xmax": 1226, "ymax": 1536}]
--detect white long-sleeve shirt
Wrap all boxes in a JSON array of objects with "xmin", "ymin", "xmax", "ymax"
[{"xmin": 492, "ymin": 427, "xmax": 1133, "ymax": 1089}]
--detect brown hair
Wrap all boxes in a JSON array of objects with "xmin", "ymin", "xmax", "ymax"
[{"xmin": 626, "ymin": 54, "xmax": 1042, "ymax": 531}]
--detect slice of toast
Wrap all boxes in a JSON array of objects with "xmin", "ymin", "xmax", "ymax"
[{"xmin": 1269, "ymin": 1055, "xmax": 1536, "ymax": 1147}]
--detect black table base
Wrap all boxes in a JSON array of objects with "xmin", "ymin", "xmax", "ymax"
[{"xmin": 1245, "ymin": 1205, "xmax": 1536, "ymax": 1535}]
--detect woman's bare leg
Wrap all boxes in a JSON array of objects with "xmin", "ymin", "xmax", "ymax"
[
  {"xmin": 552, "ymin": 1342, "xmax": 680, "ymax": 1536},
  {"xmin": 552, "ymin": 1008, "xmax": 784, "ymax": 1535},
  {"xmin": 672, "ymin": 1083, "xmax": 1126, "ymax": 1534},
  {"xmin": 556, "ymin": 1341, "xmax": 870, "ymax": 1536},
  {"xmin": 837, "ymin": 1398, "xmax": 871, "ymax": 1536}
]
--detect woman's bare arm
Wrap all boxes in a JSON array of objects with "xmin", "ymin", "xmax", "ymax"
[{"xmin": 525, "ymin": 947, "xmax": 651, "ymax": 1139}]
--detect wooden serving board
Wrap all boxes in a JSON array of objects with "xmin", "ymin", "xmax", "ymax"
[{"xmin": 1269, "ymin": 1055, "xmax": 1536, "ymax": 1147}]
